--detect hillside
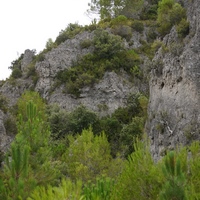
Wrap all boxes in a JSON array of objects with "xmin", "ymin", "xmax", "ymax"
[{"xmin": 0, "ymin": 0, "xmax": 200, "ymax": 198}]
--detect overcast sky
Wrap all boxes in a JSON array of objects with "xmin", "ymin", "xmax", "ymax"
[{"xmin": 0, "ymin": 0, "xmax": 93, "ymax": 80}]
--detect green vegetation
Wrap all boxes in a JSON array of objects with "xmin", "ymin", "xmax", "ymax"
[
  {"xmin": 159, "ymin": 151, "xmax": 187, "ymax": 199},
  {"xmin": 0, "ymin": 92, "xmax": 200, "ymax": 199},
  {"xmin": 47, "ymin": 92, "xmax": 148, "ymax": 157},
  {"xmin": 55, "ymin": 23, "xmax": 84, "ymax": 46},
  {"xmin": 55, "ymin": 29, "xmax": 141, "ymax": 97},
  {"xmin": 88, "ymin": 0, "xmax": 145, "ymax": 19},
  {"xmin": 1, "ymin": 1, "xmax": 195, "ymax": 198},
  {"xmin": 157, "ymin": 0, "xmax": 189, "ymax": 37}
]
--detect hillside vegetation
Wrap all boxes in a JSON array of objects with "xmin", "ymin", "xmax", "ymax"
[{"xmin": 0, "ymin": 0, "xmax": 196, "ymax": 199}]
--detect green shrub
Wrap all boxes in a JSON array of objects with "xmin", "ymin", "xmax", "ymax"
[
  {"xmin": 151, "ymin": 40, "xmax": 164, "ymax": 52},
  {"xmin": 169, "ymin": 3, "xmax": 186, "ymax": 25},
  {"xmin": 120, "ymin": 117, "xmax": 145, "ymax": 156},
  {"xmin": 61, "ymin": 128, "xmax": 115, "ymax": 182},
  {"xmin": 141, "ymin": 4, "xmax": 158, "ymax": 20},
  {"xmin": 48, "ymin": 104, "xmax": 99, "ymax": 138},
  {"xmin": 55, "ymin": 23, "xmax": 83, "ymax": 45},
  {"xmin": 93, "ymin": 29, "xmax": 124, "ymax": 59},
  {"xmin": 17, "ymin": 91, "xmax": 46, "ymax": 121},
  {"xmin": 110, "ymin": 15, "xmax": 128, "ymax": 26},
  {"xmin": 131, "ymin": 20, "xmax": 144, "ymax": 33},
  {"xmin": 83, "ymin": 177, "xmax": 115, "ymax": 200},
  {"xmin": 176, "ymin": 18, "xmax": 189, "ymax": 38},
  {"xmin": 157, "ymin": 0, "xmax": 187, "ymax": 36},
  {"xmin": 84, "ymin": 23, "xmax": 97, "ymax": 32},
  {"xmin": 80, "ymin": 39, "xmax": 92, "ymax": 49},
  {"xmin": 11, "ymin": 67, "xmax": 22, "ymax": 79},
  {"xmin": 26, "ymin": 64, "xmax": 39, "ymax": 86},
  {"xmin": 112, "ymin": 138, "xmax": 161, "ymax": 200},
  {"xmin": 112, "ymin": 25, "xmax": 132, "ymax": 41},
  {"xmin": 159, "ymin": 151, "xmax": 187, "ymax": 200},
  {"xmin": 67, "ymin": 105, "xmax": 99, "ymax": 135},
  {"xmin": 28, "ymin": 179, "xmax": 83, "ymax": 200},
  {"xmin": 147, "ymin": 26, "xmax": 158, "ymax": 42},
  {"xmin": 45, "ymin": 38, "xmax": 56, "ymax": 51}
]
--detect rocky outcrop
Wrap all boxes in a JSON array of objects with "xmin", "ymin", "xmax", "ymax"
[
  {"xmin": 0, "ymin": 78, "xmax": 34, "ymax": 106},
  {"xmin": 49, "ymin": 71, "xmax": 136, "ymax": 116},
  {"xmin": 146, "ymin": 0, "xmax": 200, "ymax": 161},
  {"xmin": 35, "ymin": 31, "xmax": 94, "ymax": 98},
  {"xmin": 21, "ymin": 49, "xmax": 35, "ymax": 73},
  {"xmin": 0, "ymin": 110, "xmax": 12, "ymax": 153}
]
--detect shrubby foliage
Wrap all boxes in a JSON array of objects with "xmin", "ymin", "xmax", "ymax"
[
  {"xmin": 56, "ymin": 29, "xmax": 141, "ymax": 97},
  {"xmin": 61, "ymin": 127, "xmax": 122, "ymax": 182},
  {"xmin": 1, "ymin": 93, "xmax": 200, "ymax": 199},
  {"xmin": 88, "ymin": 0, "xmax": 145, "ymax": 19},
  {"xmin": 55, "ymin": 23, "xmax": 83, "ymax": 45},
  {"xmin": 157, "ymin": 0, "xmax": 189, "ymax": 37}
]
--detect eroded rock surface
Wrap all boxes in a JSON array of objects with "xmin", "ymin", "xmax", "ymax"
[{"xmin": 146, "ymin": 0, "xmax": 200, "ymax": 161}]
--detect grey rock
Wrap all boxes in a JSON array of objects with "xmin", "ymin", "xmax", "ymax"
[
  {"xmin": 0, "ymin": 78, "xmax": 34, "ymax": 106},
  {"xmin": 146, "ymin": 0, "xmax": 200, "ymax": 161},
  {"xmin": 35, "ymin": 31, "xmax": 94, "ymax": 99},
  {"xmin": 49, "ymin": 71, "xmax": 137, "ymax": 117},
  {"xmin": 21, "ymin": 49, "xmax": 35, "ymax": 73},
  {"xmin": 0, "ymin": 110, "xmax": 12, "ymax": 153}
]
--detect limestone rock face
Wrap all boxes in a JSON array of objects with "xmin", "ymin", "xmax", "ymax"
[
  {"xmin": 0, "ymin": 110, "xmax": 12, "ymax": 153},
  {"xmin": 0, "ymin": 78, "xmax": 34, "ymax": 106},
  {"xmin": 49, "ymin": 71, "xmax": 136, "ymax": 116},
  {"xmin": 21, "ymin": 49, "xmax": 35, "ymax": 73},
  {"xmin": 146, "ymin": 0, "xmax": 200, "ymax": 161},
  {"xmin": 35, "ymin": 31, "xmax": 94, "ymax": 99}
]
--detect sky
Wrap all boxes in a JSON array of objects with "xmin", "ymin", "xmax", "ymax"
[{"xmin": 0, "ymin": 0, "xmax": 93, "ymax": 80}]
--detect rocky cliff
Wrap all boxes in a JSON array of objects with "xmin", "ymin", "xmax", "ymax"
[
  {"xmin": 0, "ymin": 27, "xmax": 145, "ymax": 153},
  {"xmin": 146, "ymin": 0, "xmax": 200, "ymax": 161}
]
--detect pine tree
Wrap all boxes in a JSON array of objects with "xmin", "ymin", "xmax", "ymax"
[
  {"xmin": 27, "ymin": 179, "xmax": 83, "ymax": 200},
  {"xmin": 159, "ymin": 151, "xmax": 187, "ymax": 200},
  {"xmin": 0, "ymin": 145, "xmax": 36, "ymax": 200},
  {"xmin": 16, "ymin": 100, "xmax": 58, "ymax": 186}
]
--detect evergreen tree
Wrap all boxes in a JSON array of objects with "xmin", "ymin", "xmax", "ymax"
[
  {"xmin": 88, "ymin": 0, "xmax": 144, "ymax": 19},
  {"xmin": 159, "ymin": 151, "xmax": 187, "ymax": 200},
  {"xmin": 61, "ymin": 127, "xmax": 123, "ymax": 183},
  {"xmin": 112, "ymin": 137, "xmax": 161, "ymax": 200},
  {"xmin": 27, "ymin": 179, "xmax": 83, "ymax": 200},
  {"xmin": 0, "ymin": 145, "xmax": 36, "ymax": 200},
  {"xmin": 16, "ymin": 100, "xmax": 58, "ymax": 186}
]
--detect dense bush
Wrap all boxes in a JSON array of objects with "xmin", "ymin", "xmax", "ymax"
[
  {"xmin": 11, "ymin": 67, "xmax": 22, "ymax": 79},
  {"xmin": 112, "ymin": 25, "xmax": 133, "ymax": 41},
  {"xmin": 48, "ymin": 105, "xmax": 99, "ymax": 138},
  {"xmin": 157, "ymin": 0, "xmax": 188, "ymax": 36},
  {"xmin": 141, "ymin": 3, "xmax": 158, "ymax": 20},
  {"xmin": 61, "ymin": 127, "xmax": 123, "ymax": 182},
  {"xmin": 131, "ymin": 20, "xmax": 144, "ymax": 33},
  {"xmin": 176, "ymin": 18, "xmax": 189, "ymax": 38},
  {"xmin": 93, "ymin": 29, "xmax": 124, "ymax": 59},
  {"xmin": 112, "ymin": 138, "xmax": 162, "ymax": 200},
  {"xmin": 55, "ymin": 23, "xmax": 83, "ymax": 45},
  {"xmin": 110, "ymin": 15, "xmax": 129, "ymax": 26},
  {"xmin": 80, "ymin": 39, "xmax": 92, "ymax": 49}
]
